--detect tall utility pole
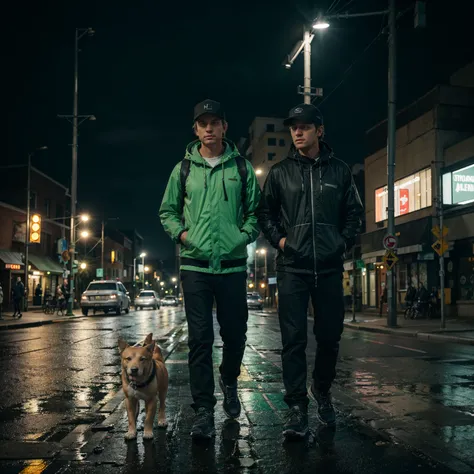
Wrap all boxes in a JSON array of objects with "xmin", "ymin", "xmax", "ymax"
[
  {"xmin": 58, "ymin": 27, "xmax": 95, "ymax": 316},
  {"xmin": 68, "ymin": 28, "xmax": 79, "ymax": 316},
  {"xmin": 386, "ymin": 0, "xmax": 397, "ymax": 327},
  {"xmin": 303, "ymin": 27, "xmax": 312, "ymax": 104}
]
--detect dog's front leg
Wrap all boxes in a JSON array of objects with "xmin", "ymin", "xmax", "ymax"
[
  {"xmin": 143, "ymin": 397, "xmax": 157, "ymax": 440},
  {"xmin": 124, "ymin": 397, "xmax": 139, "ymax": 440}
]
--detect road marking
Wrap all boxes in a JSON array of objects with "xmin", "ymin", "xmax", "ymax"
[{"xmin": 392, "ymin": 344, "xmax": 427, "ymax": 354}]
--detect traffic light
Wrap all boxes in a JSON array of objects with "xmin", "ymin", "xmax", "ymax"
[{"xmin": 30, "ymin": 214, "xmax": 41, "ymax": 243}]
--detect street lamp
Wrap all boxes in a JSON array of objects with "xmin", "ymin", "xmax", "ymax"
[
  {"xmin": 255, "ymin": 168, "xmax": 263, "ymax": 176},
  {"xmin": 24, "ymin": 146, "xmax": 48, "ymax": 311},
  {"xmin": 80, "ymin": 262, "xmax": 87, "ymax": 270},
  {"xmin": 144, "ymin": 266, "xmax": 150, "ymax": 272},
  {"xmin": 313, "ymin": 18, "xmax": 330, "ymax": 29},
  {"xmin": 58, "ymin": 27, "xmax": 95, "ymax": 316},
  {"xmin": 80, "ymin": 214, "xmax": 89, "ymax": 222},
  {"xmin": 80, "ymin": 230, "xmax": 89, "ymax": 239}
]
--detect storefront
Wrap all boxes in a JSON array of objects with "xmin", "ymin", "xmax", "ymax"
[
  {"xmin": 27, "ymin": 254, "xmax": 65, "ymax": 304},
  {"xmin": 359, "ymin": 217, "xmax": 438, "ymax": 309},
  {"xmin": 0, "ymin": 250, "xmax": 25, "ymax": 309}
]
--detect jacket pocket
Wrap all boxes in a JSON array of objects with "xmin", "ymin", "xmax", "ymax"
[
  {"xmin": 282, "ymin": 223, "xmax": 313, "ymax": 269},
  {"xmin": 315, "ymin": 223, "xmax": 345, "ymax": 263},
  {"xmin": 220, "ymin": 224, "xmax": 247, "ymax": 259}
]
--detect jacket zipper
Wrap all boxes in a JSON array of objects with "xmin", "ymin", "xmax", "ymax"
[{"xmin": 309, "ymin": 164, "xmax": 318, "ymax": 287}]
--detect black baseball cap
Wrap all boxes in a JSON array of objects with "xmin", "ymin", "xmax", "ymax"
[
  {"xmin": 193, "ymin": 99, "xmax": 225, "ymax": 122},
  {"xmin": 283, "ymin": 103, "xmax": 323, "ymax": 126}
]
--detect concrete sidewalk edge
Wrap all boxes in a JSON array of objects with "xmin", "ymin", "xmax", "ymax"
[
  {"xmin": 344, "ymin": 321, "xmax": 474, "ymax": 346},
  {"xmin": 0, "ymin": 315, "xmax": 84, "ymax": 331}
]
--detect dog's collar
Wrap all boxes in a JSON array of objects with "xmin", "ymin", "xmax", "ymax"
[{"xmin": 127, "ymin": 362, "xmax": 156, "ymax": 390}]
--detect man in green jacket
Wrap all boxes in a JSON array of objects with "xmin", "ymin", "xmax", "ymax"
[{"xmin": 160, "ymin": 99, "xmax": 261, "ymax": 439}]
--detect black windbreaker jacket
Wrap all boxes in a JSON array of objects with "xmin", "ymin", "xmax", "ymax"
[{"xmin": 257, "ymin": 141, "xmax": 364, "ymax": 276}]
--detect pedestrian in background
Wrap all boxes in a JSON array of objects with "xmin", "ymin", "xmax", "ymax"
[
  {"xmin": 12, "ymin": 277, "xmax": 25, "ymax": 319},
  {"xmin": 160, "ymin": 99, "xmax": 261, "ymax": 440},
  {"xmin": 258, "ymin": 103, "xmax": 363, "ymax": 439}
]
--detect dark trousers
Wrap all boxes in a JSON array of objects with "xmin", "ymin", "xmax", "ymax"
[
  {"xmin": 13, "ymin": 298, "xmax": 22, "ymax": 315},
  {"xmin": 277, "ymin": 271, "xmax": 345, "ymax": 408},
  {"xmin": 181, "ymin": 270, "xmax": 248, "ymax": 410}
]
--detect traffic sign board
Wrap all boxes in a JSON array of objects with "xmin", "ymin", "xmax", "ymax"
[
  {"xmin": 432, "ymin": 239, "xmax": 448, "ymax": 256},
  {"xmin": 96, "ymin": 268, "xmax": 104, "ymax": 278},
  {"xmin": 383, "ymin": 250, "xmax": 399, "ymax": 270},
  {"xmin": 432, "ymin": 225, "xmax": 449, "ymax": 239},
  {"xmin": 383, "ymin": 234, "xmax": 398, "ymax": 250}
]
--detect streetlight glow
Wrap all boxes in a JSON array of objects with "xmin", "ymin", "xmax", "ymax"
[
  {"xmin": 255, "ymin": 168, "xmax": 263, "ymax": 176},
  {"xmin": 160, "ymin": 281, "xmax": 165, "ymax": 287},
  {"xmin": 80, "ymin": 230, "xmax": 89, "ymax": 238},
  {"xmin": 172, "ymin": 277, "xmax": 177, "ymax": 283},
  {"xmin": 80, "ymin": 262, "xmax": 87, "ymax": 270},
  {"xmin": 80, "ymin": 214, "xmax": 89, "ymax": 222},
  {"xmin": 313, "ymin": 19, "xmax": 330, "ymax": 29},
  {"xmin": 144, "ymin": 266, "xmax": 150, "ymax": 272},
  {"xmin": 140, "ymin": 252, "xmax": 146, "ymax": 258}
]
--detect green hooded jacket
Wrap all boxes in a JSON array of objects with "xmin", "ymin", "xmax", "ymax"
[{"xmin": 159, "ymin": 139, "xmax": 261, "ymax": 274}]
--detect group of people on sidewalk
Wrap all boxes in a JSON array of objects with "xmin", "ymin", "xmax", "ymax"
[{"xmin": 159, "ymin": 99, "xmax": 364, "ymax": 441}]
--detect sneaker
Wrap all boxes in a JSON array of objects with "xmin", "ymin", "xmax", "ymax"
[
  {"xmin": 219, "ymin": 376, "xmax": 241, "ymax": 419},
  {"xmin": 309, "ymin": 383, "xmax": 336, "ymax": 425},
  {"xmin": 283, "ymin": 405, "xmax": 308, "ymax": 439},
  {"xmin": 17, "ymin": 313, "xmax": 22, "ymax": 319},
  {"xmin": 190, "ymin": 407, "xmax": 215, "ymax": 439}
]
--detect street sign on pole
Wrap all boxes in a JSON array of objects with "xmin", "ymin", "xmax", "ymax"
[
  {"xmin": 432, "ymin": 239, "xmax": 449, "ymax": 256},
  {"xmin": 383, "ymin": 233, "xmax": 398, "ymax": 251},
  {"xmin": 432, "ymin": 225, "xmax": 449, "ymax": 239},
  {"xmin": 383, "ymin": 250, "xmax": 399, "ymax": 270},
  {"xmin": 96, "ymin": 268, "xmax": 103, "ymax": 278}
]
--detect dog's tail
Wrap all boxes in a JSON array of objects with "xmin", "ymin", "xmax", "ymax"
[{"xmin": 153, "ymin": 345, "xmax": 165, "ymax": 363}]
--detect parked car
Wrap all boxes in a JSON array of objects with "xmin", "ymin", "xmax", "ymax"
[
  {"xmin": 80, "ymin": 280, "xmax": 131, "ymax": 316},
  {"xmin": 135, "ymin": 290, "xmax": 160, "ymax": 310},
  {"xmin": 247, "ymin": 293, "xmax": 264, "ymax": 310},
  {"xmin": 161, "ymin": 295, "xmax": 179, "ymax": 307}
]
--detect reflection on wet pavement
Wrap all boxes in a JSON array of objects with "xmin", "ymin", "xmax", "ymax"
[{"xmin": 1, "ymin": 310, "xmax": 473, "ymax": 473}]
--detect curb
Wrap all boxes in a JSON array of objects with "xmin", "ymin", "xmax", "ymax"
[
  {"xmin": 344, "ymin": 322, "xmax": 474, "ymax": 346},
  {"xmin": 0, "ymin": 315, "xmax": 84, "ymax": 331}
]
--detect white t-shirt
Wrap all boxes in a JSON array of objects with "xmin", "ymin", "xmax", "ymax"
[{"xmin": 203, "ymin": 156, "xmax": 222, "ymax": 168}]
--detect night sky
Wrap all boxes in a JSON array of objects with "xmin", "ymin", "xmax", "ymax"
[{"xmin": 6, "ymin": 0, "xmax": 473, "ymax": 270}]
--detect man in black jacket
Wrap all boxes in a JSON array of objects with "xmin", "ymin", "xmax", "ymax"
[{"xmin": 258, "ymin": 104, "xmax": 363, "ymax": 439}]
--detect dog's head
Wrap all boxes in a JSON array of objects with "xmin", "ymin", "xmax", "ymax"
[{"xmin": 118, "ymin": 338, "xmax": 155, "ymax": 382}]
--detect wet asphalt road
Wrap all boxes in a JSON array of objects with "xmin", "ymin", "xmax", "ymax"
[{"xmin": 0, "ymin": 307, "xmax": 473, "ymax": 473}]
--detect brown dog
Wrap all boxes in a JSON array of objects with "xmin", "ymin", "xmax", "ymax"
[{"xmin": 118, "ymin": 333, "xmax": 168, "ymax": 440}]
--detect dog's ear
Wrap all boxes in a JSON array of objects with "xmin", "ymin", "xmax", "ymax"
[
  {"xmin": 144, "ymin": 342, "xmax": 155, "ymax": 354},
  {"xmin": 118, "ymin": 338, "xmax": 129, "ymax": 353},
  {"xmin": 144, "ymin": 333, "xmax": 153, "ymax": 345}
]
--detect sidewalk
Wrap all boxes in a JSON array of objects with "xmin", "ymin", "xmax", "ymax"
[
  {"xmin": 0, "ymin": 310, "xmax": 83, "ymax": 330},
  {"xmin": 344, "ymin": 312, "xmax": 474, "ymax": 345}
]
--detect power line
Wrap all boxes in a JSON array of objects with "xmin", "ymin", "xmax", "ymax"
[{"xmin": 327, "ymin": 0, "xmax": 343, "ymax": 14}]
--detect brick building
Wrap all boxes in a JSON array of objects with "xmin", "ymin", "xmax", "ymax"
[{"xmin": 0, "ymin": 166, "xmax": 69, "ymax": 308}]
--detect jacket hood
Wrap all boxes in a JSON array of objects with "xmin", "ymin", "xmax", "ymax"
[
  {"xmin": 288, "ymin": 140, "xmax": 333, "ymax": 164},
  {"xmin": 184, "ymin": 138, "xmax": 240, "ymax": 165}
]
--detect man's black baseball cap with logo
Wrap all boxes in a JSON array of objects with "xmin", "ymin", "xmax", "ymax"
[
  {"xmin": 283, "ymin": 103, "xmax": 323, "ymax": 127},
  {"xmin": 193, "ymin": 99, "xmax": 226, "ymax": 122}
]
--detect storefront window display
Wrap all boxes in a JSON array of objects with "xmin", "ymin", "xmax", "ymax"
[
  {"xmin": 458, "ymin": 257, "xmax": 474, "ymax": 301},
  {"xmin": 375, "ymin": 168, "xmax": 432, "ymax": 222}
]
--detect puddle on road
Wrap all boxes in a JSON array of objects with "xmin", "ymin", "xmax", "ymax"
[{"xmin": 0, "ymin": 386, "xmax": 111, "ymax": 423}]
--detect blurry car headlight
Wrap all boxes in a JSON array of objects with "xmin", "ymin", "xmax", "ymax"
[{"xmin": 110, "ymin": 294, "xmax": 117, "ymax": 299}]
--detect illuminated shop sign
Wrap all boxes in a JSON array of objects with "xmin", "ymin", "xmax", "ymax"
[{"xmin": 443, "ymin": 163, "xmax": 474, "ymax": 205}]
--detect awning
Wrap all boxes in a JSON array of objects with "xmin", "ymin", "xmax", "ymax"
[
  {"xmin": 0, "ymin": 250, "xmax": 24, "ymax": 267},
  {"xmin": 28, "ymin": 255, "xmax": 64, "ymax": 274}
]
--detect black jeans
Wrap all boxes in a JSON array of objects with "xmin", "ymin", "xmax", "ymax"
[
  {"xmin": 277, "ymin": 271, "xmax": 345, "ymax": 408},
  {"xmin": 181, "ymin": 270, "xmax": 248, "ymax": 410},
  {"xmin": 13, "ymin": 298, "xmax": 22, "ymax": 315}
]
